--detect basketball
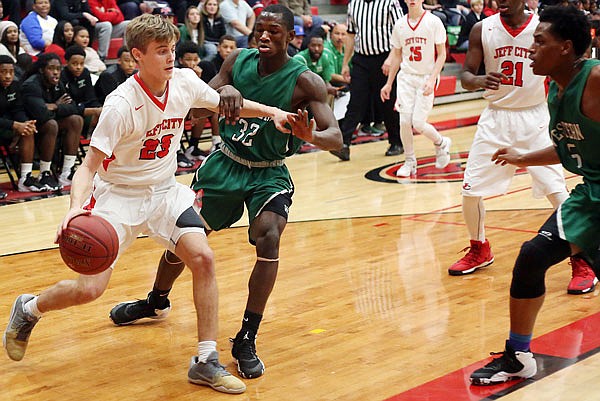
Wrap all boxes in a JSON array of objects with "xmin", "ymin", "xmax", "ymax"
[{"xmin": 59, "ymin": 214, "xmax": 119, "ymax": 275}]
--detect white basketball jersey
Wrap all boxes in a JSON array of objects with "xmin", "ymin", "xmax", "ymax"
[
  {"xmin": 90, "ymin": 68, "xmax": 219, "ymax": 186},
  {"xmin": 390, "ymin": 11, "xmax": 446, "ymax": 75},
  {"xmin": 481, "ymin": 13, "xmax": 546, "ymax": 109}
]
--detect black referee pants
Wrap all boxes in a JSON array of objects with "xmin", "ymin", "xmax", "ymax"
[{"xmin": 341, "ymin": 52, "xmax": 401, "ymax": 147}]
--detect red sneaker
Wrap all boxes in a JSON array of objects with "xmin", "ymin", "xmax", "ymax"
[
  {"xmin": 567, "ymin": 256, "xmax": 598, "ymax": 294},
  {"xmin": 448, "ymin": 239, "xmax": 494, "ymax": 276}
]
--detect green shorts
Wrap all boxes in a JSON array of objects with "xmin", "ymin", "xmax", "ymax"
[
  {"xmin": 558, "ymin": 182, "xmax": 600, "ymax": 257},
  {"xmin": 191, "ymin": 150, "xmax": 294, "ymax": 231}
]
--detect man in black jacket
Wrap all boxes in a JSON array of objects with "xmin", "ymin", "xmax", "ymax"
[
  {"xmin": 0, "ymin": 55, "xmax": 39, "ymax": 195},
  {"xmin": 21, "ymin": 53, "xmax": 84, "ymax": 190},
  {"xmin": 95, "ymin": 46, "xmax": 136, "ymax": 103}
]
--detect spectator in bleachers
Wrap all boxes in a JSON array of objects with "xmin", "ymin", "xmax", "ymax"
[
  {"xmin": 1, "ymin": 0, "xmax": 25, "ymax": 26},
  {"xmin": 94, "ymin": 46, "xmax": 136, "ymax": 103},
  {"xmin": 45, "ymin": 21, "xmax": 75, "ymax": 64},
  {"xmin": 201, "ymin": 0, "xmax": 226, "ymax": 61},
  {"xmin": 171, "ymin": 0, "xmax": 197, "ymax": 24},
  {"xmin": 21, "ymin": 53, "xmax": 85, "ymax": 190},
  {"xmin": 525, "ymin": 0, "xmax": 540, "ymax": 14},
  {"xmin": 117, "ymin": 0, "xmax": 142, "ymax": 20},
  {"xmin": 0, "ymin": 21, "xmax": 31, "ymax": 81},
  {"xmin": 60, "ymin": 45, "xmax": 103, "ymax": 140},
  {"xmin": 438, "ymin": 0, "xmax": 470, "ymax": 25},
  {"xmin": 179, "ymin": 6, "xmax": 204, "ymax": 52},
  {"xmin": 88, "ymin": 0, "xmax": 130, "ymax": 53},
  {"xmin": 219, "ymin": 0, "xmax": 255, "ymax": 48},
  {"xmin": 176, "ymin": 40, "xmax": 219, "ymax": 164},
  {"xmin": 152, "ymin": 5, "xmax": 176, "ymax": 24},
  {"xmin": 287, "ymin": 25, "xmax": 304, "ymax": 56},
  {"xmin": 325, "ymin": 23, "xmax": 350, "ymax": 87},
  {"xmin": 424, "ymin": 0, "xmax": 449, "ymax": 26},
  {"xmin": 51, "ymin": 0, "xmax": 116, "ymax": 61},
  {"xmin": 0, "ymin": 55, "xmax": 42, "ymax": 194},
  {"xmin": 293, "ymin": 32, "xmax": 337, "ymax": 95},
  {"xmin": 19, "ymin": 0, "xmax": 57, "ymax": 56},
  {"xmin": 279, "ymin": 0, "xmax": 324, "ymax": 48},
  {"xmin": 211, "ymin": 34, "xmax": 236, "ymax": 71},
  {"xmin": 483, "ymin": 0, "xmax": 498, "ymax": 16},
  {"xmin": 73, "ymin": 25, "xmax": 106, "ymax": 74},
  {"xmin": 456, "ymin": 0, "xmax": 486, "ymax": 51}
]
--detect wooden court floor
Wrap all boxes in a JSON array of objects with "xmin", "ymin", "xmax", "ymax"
[{"xmin": 1, "ymin": 100, "xmax": 598, "ymax": 401}]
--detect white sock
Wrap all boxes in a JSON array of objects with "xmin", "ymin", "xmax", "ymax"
[
  {"xmin": 20, "ymin": 163, "xmax": 33, "ymax": 179},
  {"xmin": 197, "ymin": 340, "xmax": 217, "ymax": 363},
  {"xmin": 39, "ymin": 161, "xmax": 52, "ymax": 173},
  {"xmin": 462, "ymin": 196, "xmax": 486, "ymax": 242},
  {"xmin": 23, "ymin": 296, "xmax": 43, "ymax": 318},
  {"xmin": 212, "ymin": 135, "xmax": 222, "ymax": 146},
  {"xmin": 62, "ymin": 155, "xmax": 77, "ymax": 176}
]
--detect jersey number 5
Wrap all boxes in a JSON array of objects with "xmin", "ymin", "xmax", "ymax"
[
  {"xmin": 409, "ymin": 46, "xmax": 422, "ymax": 62},
  {"xmin": 500, "ymin": 60, "xmax": 523, "ymax": 87},
  {"xmin": 140, "ymin": 134, "xmax": 174, "ymax": 160}
]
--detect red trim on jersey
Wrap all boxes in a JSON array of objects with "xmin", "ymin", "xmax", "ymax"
[
  {"xmin": 500, "ymin": 13, "xmax": 534, "ymax": 38},
  {"xmin": 407, "ymin": 10, "xmax": 427, "ymax": 31},
  {"xmin": 133, "ymin": 73, "xmax": 169, "ymax": 112}
]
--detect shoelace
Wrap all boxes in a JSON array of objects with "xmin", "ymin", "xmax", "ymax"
[
  {"xmin": 457, "ymin": 246, "xmax": 480, "ymax": 263},
  {"xmin": 15, "ymin": 316, "xmax": 38, "ymax": 341},
  {"xmin": 570, "ymin": 259, "xmax": 593, "ymax": 280},
  {"xmin": 237, "ymin": 339, "xmax": 258, "ymax": 360}
]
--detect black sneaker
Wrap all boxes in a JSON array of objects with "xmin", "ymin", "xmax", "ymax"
[
  {"xmin": 109, "ymin": 293, "xmax": 171, "ymax": 326},
  {"xmin": 38, "ymin": 171, "xmax": 60, "ymax": 191},
  {"xmin": 177, "ymin": 151, "xmax": 194, "ymax": 168},
  {"xmin": 470, "ymin": 341, "xmax": 537, "ymax": 385},
  {"xmin": 0, "ymin": 190, "xmax": 7, "ymax": 200},
  {"xmin": 18, "ymin": 173, "xmax": 44, "ymax": 192},
  {"xmin": 385, "ymin": 144, "xmax": 404, "ymax": 156},
  {"xmin": 230, "ymin": 330, "xmax": 265, "ymax": 379}
]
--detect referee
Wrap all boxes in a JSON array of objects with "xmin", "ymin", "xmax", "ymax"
[{"xmin": 330, "ymin": 0, "xmax": 404, "ymax": 161}]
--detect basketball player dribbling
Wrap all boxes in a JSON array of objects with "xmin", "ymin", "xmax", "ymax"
[
  {"xmin": 3, "ymin": 14, "xmax": 298, "ymax": 394},
  {"xmin": 447, "ymin": 0, "xmax": 597, "ymax": 295}
]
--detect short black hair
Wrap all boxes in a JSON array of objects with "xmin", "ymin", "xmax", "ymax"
[
  {"xmin": 177, "ymin": 40, "xmax": 200, "ymax": 59},
  {"xmin": 218, "ymin": 34, "xmax": 236, "ymax": 45},
  {"xmin": 539, "ymin": 5, "xmax": 591, "ymax": 58},
  {"xmin": 260, "ymin": 5, "xmax": 295, "ymax": 31},
  {"xmin": 0, "ymin": 55, "xmax": 15, "ymax": 65},
  {"xmin": 65, "ymin": 45, "xmax": 86, "ymax": 60},
  {"xmin": 117, "ymin": 46, "xmax": 130, "ymax": 58},
  {"xmin": 308, "ymin": 27, "xmax": 327, "ymax": 42}
]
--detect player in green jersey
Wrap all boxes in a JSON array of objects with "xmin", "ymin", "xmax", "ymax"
[
  {"xmin": 468, "ymin": 6, "xmax": 600, "ymax": 385},
  {"xmin": 108, "ymin": 4, "xmax": 342, "ymax": 381}
]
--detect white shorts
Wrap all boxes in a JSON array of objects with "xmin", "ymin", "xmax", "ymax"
[
  {"xmin": 462, "ymin": 103, "xmax": 566, "ymax": 198},
  {"xmin": 85, "ymin": 176, "xmax": 205, "ymax": 264},
  {"xmin": 395, "ymin": 72, "xmax": 435, "ymax": 120}
]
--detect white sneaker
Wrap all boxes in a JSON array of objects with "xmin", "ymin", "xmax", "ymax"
[
  {"xmin": 396, "ymin": 157, "xmax": 417, "ymax": 177},
  {"xmin": 58, "ymin": 172, "xmax": 72, "ymax": 187},
  {"xmin": 184, "ymin": 146, "xmax": 207, "ymax": 161},
  {"xmin": 18, "ymin": 173, "xmax": 43, "ymax": 192},
  {"xmin": 435, "ymin": 137, "xmax": 452, "ymax": 169}
]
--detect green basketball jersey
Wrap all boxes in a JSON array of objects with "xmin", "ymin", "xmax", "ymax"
[
  {"xmin": 548, "ymin": 59, "xmax": 600, "ymax": 190},
  {"xmin": 221, "ymin": 49, "xmax": 309, "ymax": 162}
]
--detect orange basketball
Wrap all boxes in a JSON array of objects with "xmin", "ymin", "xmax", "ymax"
[{"xmin": 59, "ymin": 214, "xmax": 119, "ymax": 275}]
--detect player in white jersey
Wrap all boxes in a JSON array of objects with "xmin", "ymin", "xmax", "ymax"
[
  {"xmin": 448, "ymin": 0, "xmax": 597, "ymax": 295},
  {"xmin": 381, "ymin": 0, "xmax": 452, "ymax": 177},
  {"xmin": 2, "ymin": 14, "xmax": 296, "ymax": 394}
]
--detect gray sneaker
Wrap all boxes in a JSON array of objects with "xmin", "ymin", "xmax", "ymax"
[
  {"xmin": 3, "ymin": 294, "xmax": 40, "ymax": 361},
  {"xmin": 188, "ymin": 351, "xmax": 246, "ymax": 394}
]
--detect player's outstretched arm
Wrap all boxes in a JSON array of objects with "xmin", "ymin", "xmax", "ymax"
[
  {"xmin": 492, "ymin": 146, "xmax": 560, "ymax": 168},
  {"xmin": 288, "ymin": 70, "xmax": 342, "ymax": 151}
]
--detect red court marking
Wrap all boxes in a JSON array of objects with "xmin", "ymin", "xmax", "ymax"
[
  {"xmin": 383, "ymin": 309, "xmax": 600, "ymax": 401},
  {"xmin": 374, "ymin": 223, "xmax": 389, "ymax": 227}
]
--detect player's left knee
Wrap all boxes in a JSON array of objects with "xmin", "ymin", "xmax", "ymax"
[
  {"xmin": 412, "ymin": 119, "xmax": 427, "ymax": 133},
  {"xmin": 254, "ymin": 228, "xmax": 281, "ymax": 256}
]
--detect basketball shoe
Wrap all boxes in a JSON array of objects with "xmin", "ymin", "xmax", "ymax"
[
  {"xmin": 18, "ymin": 173, "xmax": 43, "ymax": 192},
  {"xmin": 38, "ymin": 171, "xmax": 60, "ymax": 191},
  {"xmin": 188, "ymin": 351, "xmax": 246, "ymax": 393},
  {"xmin": 184, "ymin": 145, "xmax": 208, "ymax": 161},
  {"xmin": 3, "ymin": 294, "xmax": 39, "ymax": 361},
  {"xmin": 109, "ymin": 292, "xmax": 170, "ymax": 325},
  {"xmin": 435, "ymin": 136, "xmax": 452, "ymax": 169},
  {"xmin": 567, "ymin": 256, "xmax": 599, "ymax": 295},
  {"xmin": 448, "ymin": 239, "xmax": 494, "ymax": 275},
  {"xmin": 231, "ymin": 330, "xmax": 265, "ymax": 379},
  {"xmin": 470, "ymin": 342, "xmax": 537, "ymax": 385},
  {"xmin": 396, "ymin": 157, "xmax": 417, "ymax": 177}
]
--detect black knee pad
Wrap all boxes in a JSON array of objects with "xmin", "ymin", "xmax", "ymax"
[
  {"xmin": 510, "ymin": 234, "xmax": 571, "ymax": 299},
  {"xmin": 176, "ymin": 206, "xmax": 204, "ymax": 229}
]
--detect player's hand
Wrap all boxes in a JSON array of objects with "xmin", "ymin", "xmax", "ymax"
[
  {"xmin": 55, "ymin": 208, "xmax": 91, "ymax": 243},
  {"xmin": 380, "ymin": 83, "xmax": 392, "ymax": 102},
  {"xmin": 287, "ymin": 109, "xmax": 315, "ymax": 142},
  {"xmin": 218, "ymin": 85, "xmax": 243, "ymax": 125},
  {"xmin": 13, "ymin": 120, "xmax": 37, "ymax": 136},
  {"xmin": 271, "ymin": 108, "xmax": 293, "ymax": 133},
  {"xmin": 480, "ymin": 71, "xmax": 508, "ymax": 90},
  {"xmin": 492, "ymin": 147, "xmax": 525, "ymax": 167},
  {"xmin": 422, "ymin": 79, "xmax": 435, "ymax": 96},
  {"xmin": 382, "ymin": 57, "xmax": 392, "ymax": 76},
  {"xmin": 342, "ymin": 65, "xmax": 351, "ymax": 83},
  {"xmin": 56, "ymin": 93, "xmax": 73, "ymax": 105}
]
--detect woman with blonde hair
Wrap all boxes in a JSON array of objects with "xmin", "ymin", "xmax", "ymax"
[{"xmin": 201, "ymin": 0, "xmax": 225, "ymax": 61}]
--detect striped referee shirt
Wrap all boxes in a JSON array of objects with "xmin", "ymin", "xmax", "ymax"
[{"xmin": 347, "ymin": 0, "xmax": 404, "ymax": 56}]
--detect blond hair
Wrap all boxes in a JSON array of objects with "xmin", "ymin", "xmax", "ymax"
[
  {"xmin": 126, "ymin": 14, "xmax": 180, "ymax": 54},
  {"xmin": 471, "ymin": 0, "xmax": 484, "ymax": 6}
]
